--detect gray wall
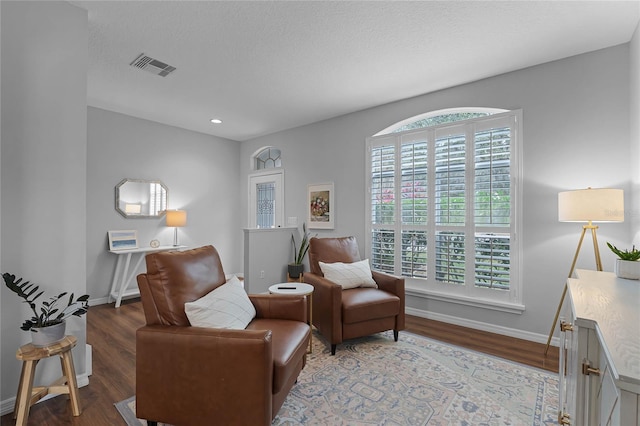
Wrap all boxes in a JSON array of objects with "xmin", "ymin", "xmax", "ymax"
[
  {"xmin": 87, "ymin": 107, "xmax": 242, "ymax": 303},
  {"xmin": 1, "ymin": 1, "xmax": 88, "ymax": 405},
  {"xmin": 241, "ymin": 44, "xmax": 635, "ymax": 342}
]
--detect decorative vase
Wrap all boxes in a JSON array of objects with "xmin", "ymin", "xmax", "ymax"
[
  {"xmin": 288, "ymin": 263, "xmax": 304, "ymax": 279},
  {"xmin": 30, "ymin": 321, "xmax": 66, "ymax": 347},
  {"xmin": 614, "ymin": 259, "xmax": 640, "ymax": 280}
]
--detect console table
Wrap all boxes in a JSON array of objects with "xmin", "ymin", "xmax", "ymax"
[
  {"xmin": 558, "ymin": 269, "xmax": 639, "ymax": 425},
  {"xmin": 109, "ymin": 245, "xmax": 186, "ymax": 307}
]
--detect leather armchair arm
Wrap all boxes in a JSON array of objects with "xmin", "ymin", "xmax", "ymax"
[
  {"xmin": 303, "ymin": 272, "xmax": 343, "ymax": 344},
  {"xmin": 372, "ymin": 271, "xmax": 404, "ymax": 296},
  {"xmin": 249, "ymin": 294, "xmax": 307, "ymax": 323},
  {"xmin": 136, "ymin": 325, "xmax": 274, "ymax": 425},
  {"xmin": 372, "ymin": 270, "xmax": 406, "ymax": 330}
]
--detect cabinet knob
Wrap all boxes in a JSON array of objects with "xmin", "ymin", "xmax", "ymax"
[
  {"xmin": 558, "ymin": 412, "xmax": 571, "ymax": 425},
  {"xmin": 582, "ymin": 361, "xmax": 601, "ymax": 376}
]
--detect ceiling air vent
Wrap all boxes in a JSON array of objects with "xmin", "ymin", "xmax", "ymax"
[{"xmin": 130, "ymin": 53, "xmax": 176, "ymax": 77}]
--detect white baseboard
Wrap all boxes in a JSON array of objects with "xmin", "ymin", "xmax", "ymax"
[
  {"xmin": 405, "ymin": 306, "xmax": 560, "ymax": 347},
  {"xmin": 89, "ymin": 296, "xmax": 110, "ymax": 306},
  {"xmin": 86, "ymin": 343, "xmax": 93, "ymax": 377}
]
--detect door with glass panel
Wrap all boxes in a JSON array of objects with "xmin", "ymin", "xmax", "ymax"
[{"xmin": 249, "ymin": 171, "xmax": 284, "ymax": 228}]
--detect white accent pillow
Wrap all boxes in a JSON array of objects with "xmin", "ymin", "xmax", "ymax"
[
  {"xmin": 185, "ymin": 276, "xmax": 256, "ymax": 329},
  {"xmin": 319, "ymin": 259, "xmax": 378, "ymax": 290}
]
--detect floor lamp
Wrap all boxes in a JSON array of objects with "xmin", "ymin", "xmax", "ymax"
[{"xmin": 544, "ymin": 188, "xmax": 624, "ymax": 355}]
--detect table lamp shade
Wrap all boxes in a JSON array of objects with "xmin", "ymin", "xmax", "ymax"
[
  {"xmin": 166, "ymin": 210, "xmax": 187, "ymax": 227},
  {"xmin": 558, "ymin": 188, "xmax": 624, "ymax": 223}
]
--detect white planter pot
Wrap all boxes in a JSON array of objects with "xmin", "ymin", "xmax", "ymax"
[
  {"xmin": 30, "ymin": 321, "xmax": 66, "ymax": 347},
  {"xmin": 614, "ymin": 259, "xmax": 640, "ymax": 280}
]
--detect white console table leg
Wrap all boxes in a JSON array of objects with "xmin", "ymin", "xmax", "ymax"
[
  {"xmin": 108, "ymin": 255, "xmax": 124, "ymax": 304},
  {"xmin": 109, "ymin": 245, "xmax": 187, "ymax": 308}
]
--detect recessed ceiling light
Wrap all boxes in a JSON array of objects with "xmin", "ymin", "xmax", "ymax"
[{"xmin": 210, "ymin": 118, "xmax": 222, "ymax": 124}]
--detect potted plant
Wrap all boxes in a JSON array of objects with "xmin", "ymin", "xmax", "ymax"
[
  {"xmin": 606, "ymin": 242, "xmax": 640, "ymax": 280},
  {"xmin": 289, "ymin": 223, "xmax": 314, "ymax": 279},
  {"xmin": 3, "ymin": 273, "xmax": 90, "ymax": 346}
]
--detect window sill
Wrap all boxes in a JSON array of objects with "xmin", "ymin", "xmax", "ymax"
[{"xmin": 405, "ymin": 285, "xmax": 525, "ymax": 314}]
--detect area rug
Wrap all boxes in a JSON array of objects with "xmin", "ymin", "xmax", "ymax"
[{"xmin": 115, "ymin": 330, "xmax": 559, "ymax": 425}]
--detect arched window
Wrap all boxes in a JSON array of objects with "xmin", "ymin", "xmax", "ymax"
[
  {"xmin": 366, "ymin": 108, "xmax": 523, "ymax": 311},
  {"xmin": 376, "ymin": 107, "xmax": 506, "ymax": 135},
  {"xmin": 249, "ymin": 147, "xmax": 284, "ymax": 228},
  {"xmin": 255, "ymin": 147, "xmax": 281, "ymax": 170}
]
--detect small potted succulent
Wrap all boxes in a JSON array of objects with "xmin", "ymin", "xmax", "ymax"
[
  {"xmin": 3, "ymin": 273, "xmax": 90, "ymax": 346},
  {"xmin": 606, "ymin": 242, "xmax": 640, "ymax": 280},
  {"xmin": 288, "ymin": 223, "xmax": 314, "ymax": 279}
]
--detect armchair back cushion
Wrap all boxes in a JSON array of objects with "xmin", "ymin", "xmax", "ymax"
[
  {"xmin": 309, "ymin": 236, "xmax": 362, "ymax": 275},
  {"xmin": 142, "ymin": 245, "xmax": 226, "ymax": 326}
]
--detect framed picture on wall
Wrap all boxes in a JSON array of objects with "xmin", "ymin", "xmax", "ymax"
[
  {"xmin": 108, "ymin": 230, "xmax": 138, "ymax": 251},
  {"xmin": 307, "ymin": 183, "xmax": 334, "ymax": 229}
]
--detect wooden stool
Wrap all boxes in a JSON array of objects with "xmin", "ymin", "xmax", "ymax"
[{"xmin": 14, "ymin": 335, "xmax": 82, "ymax": 426}]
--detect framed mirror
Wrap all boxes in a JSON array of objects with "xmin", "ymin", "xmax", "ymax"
[{"xmin": 115, "ymin": 178, "xmax": 168, "ymax": 218}]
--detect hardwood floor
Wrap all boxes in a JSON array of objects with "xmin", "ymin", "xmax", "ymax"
[{"xmin": 1, "ymin": 300, "xmax": 559, "ymax": 426}]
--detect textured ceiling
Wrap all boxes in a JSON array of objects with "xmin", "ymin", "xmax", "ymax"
[{"xmin": 70, "ymin": 1, "xmax": 640, "ymax": 141}]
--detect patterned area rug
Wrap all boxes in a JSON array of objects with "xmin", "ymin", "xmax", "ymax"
[{"xmin": 115, "ymin": 330, "xmax": 558, "ymax": 425}]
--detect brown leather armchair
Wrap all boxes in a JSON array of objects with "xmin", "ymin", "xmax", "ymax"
[
  {"xmin": 135, "ymin": 245, "xmax": 310, "ymax": 426},
  {"xmin": 303, "ymin": 236, "xmax": 405, "ymax": 355}
]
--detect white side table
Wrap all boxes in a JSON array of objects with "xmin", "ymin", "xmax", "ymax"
[
  {"xmin": 269, "ymin": 282, "xmax": 314, "ymax": 353},
  {"xmin": 108, "ymin": 245, "xmax": 187, "ymax": 308}
]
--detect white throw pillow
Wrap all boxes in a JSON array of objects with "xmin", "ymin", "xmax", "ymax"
[
  {"xmin": 319, "ymin": 259, "xmax": 378, "ymax": 289},
  {"xmin": 184, "ymin": 277, "xmax": 256, "ymax": 329}
]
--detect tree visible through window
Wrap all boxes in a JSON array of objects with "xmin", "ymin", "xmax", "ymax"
[{"xmin": 366, "ymin": 109, "xmax": 521, "ymax": 305}]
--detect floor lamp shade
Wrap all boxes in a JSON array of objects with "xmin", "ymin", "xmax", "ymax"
[{"xmin": 558, "ymin": 188, "xmax": 624, "ymax": 223}]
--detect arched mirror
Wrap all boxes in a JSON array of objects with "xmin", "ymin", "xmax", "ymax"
[{"xmin": 115, "ymin": 178, "xmax": 168, "ymax": 218}]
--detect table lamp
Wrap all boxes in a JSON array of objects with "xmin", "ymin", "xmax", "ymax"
[{"xmin": 165, "ymin": 209, "xmax": 187, "ymax": 246}]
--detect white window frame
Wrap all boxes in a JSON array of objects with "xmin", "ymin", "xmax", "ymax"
[
  {"xmin": 365, "ymin": 110, "xmax": 524, "ymax": 313},
  {"xmin": 248, "ymin": 169, "xmax": 284, "ymax": 229}
]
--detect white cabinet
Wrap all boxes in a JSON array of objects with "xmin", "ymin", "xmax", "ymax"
[{"xmin": 559, "ymin": 270, "xmax": 640, "ymax": 425}]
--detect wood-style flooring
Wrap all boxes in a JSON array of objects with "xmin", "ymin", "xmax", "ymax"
[{"xmin": 1, "ymin": 299, "xmax": 559, "ymax": 426}]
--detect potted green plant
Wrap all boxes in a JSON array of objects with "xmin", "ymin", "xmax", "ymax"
[
  {"xmin": 289, "ymin": 223, "xmax": 314, "ymax": 279},
  {"xmin": 3, "ymin": 273, "xmax": 90, "ymax": 346},
  {"xmin": 606, "ymin": 242, "xmax": 640, "ymax": 280}
]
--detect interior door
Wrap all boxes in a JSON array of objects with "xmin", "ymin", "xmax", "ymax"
[{"xmin": 248, "ymin": 170, "xmax": 284, "ymax": 228}]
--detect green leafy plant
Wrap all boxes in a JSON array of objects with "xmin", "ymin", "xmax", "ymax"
[
  {"xmin": 2, "ymin": 273, "xmax": 89, "ymax": 332},
  {"xmin": 291, "ymin": 222, "xmax": 315, "ymax": 265},
  {"xmin": 606, "ymin": 242, "xmax": 640, "ymax": 261}
]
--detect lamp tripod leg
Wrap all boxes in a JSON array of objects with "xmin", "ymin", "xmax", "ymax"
[
  {"xmin": 544, "ymin": 227, "xmax": 587, "ymax": 356},
  {"xmin": 591, "ymin": 227, "xmax": 603, "ymax": 272},
  {"xmin": 545, "ymin": 285, "xmax": 567, "ymax": 355},
  {"xmin": 544, "ymin": 224, "xmax": 604, "ymax": 356}
]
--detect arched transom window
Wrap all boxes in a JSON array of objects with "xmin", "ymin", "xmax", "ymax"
[{"xmin": 255, "ymin": 147, "xmax": 281, "ymax": 170}]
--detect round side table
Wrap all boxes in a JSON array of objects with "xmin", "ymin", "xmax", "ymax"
[
  {"xmin": 269, "ymin": 282, "xmax": 314, "ymax": 353},
  {"xmin": 14, "ymin": 335, "xmax": 82, "ymax": 426}
]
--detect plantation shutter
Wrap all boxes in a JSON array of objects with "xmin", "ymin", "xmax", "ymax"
[
  {"xmin": 370, "ymin": 138, "xmax": 396, "ymax": 273},
  {"xmin": 366, "ymin": 110, "xmax": 520, "ymax": 304}
]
